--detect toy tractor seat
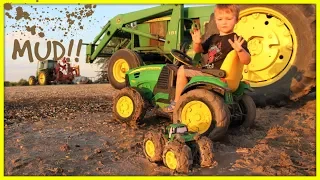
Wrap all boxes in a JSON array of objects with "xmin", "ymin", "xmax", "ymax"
[
  {"xmin": 220, "ymin": 50, "xmax": 244, "ymax": 92},
  {"xmin": 170, "ymin": 49, "xmax": 243, "ymax": 92}
]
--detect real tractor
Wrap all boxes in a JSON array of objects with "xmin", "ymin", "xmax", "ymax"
[
  {"xmin": 28, "ymin": 58, "xmax": 80, "ymax": 86},
  {"xmin": 84, "ymin": 4, "xmax": 315, "ymax": 106},
  {"xmin": 143, "ymin": 123, "xmax": 214, "ymax": 173}
]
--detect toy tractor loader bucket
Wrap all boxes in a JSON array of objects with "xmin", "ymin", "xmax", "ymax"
[{"xmin": 220, "ymin": 50, "xmax": 244, "ymax": 92}]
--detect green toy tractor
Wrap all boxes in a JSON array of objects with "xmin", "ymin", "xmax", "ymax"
[
  {"xmin": 112, "ymin": 49, "xmax": 256, "ymax": 141},
  {"xmin": 143, "ymin": 123, "xmax": 214, "ymax": 173}
]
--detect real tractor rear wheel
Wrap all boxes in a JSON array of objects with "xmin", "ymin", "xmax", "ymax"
[
  {"xmin": 38, "ymin": 70, "xmax": 49, "ymax": 85},
  {"xmin": 107, "ymin": 49, "xmax": 143, "ymax": 89},
  {"xmin": 143, "ymin": 131, "xmax": 165, "ymax": 162},
  {"xmin": 28, "ymin": 76, "xmax": 36, "ymax": 86},
  {"xmin": 203, "ymin": 5, "xmax": 315, "ymax": 106},
  {"xmin": 112, "ymin": 87, "xmax": 147, "ymax": 125},
  {"xmin": 162, "ymin": 141, "xmax": 193, "ymax": 173},
  {"xmin": 173, "ymin": 89, "xmax": 230, "ymax": 141}
]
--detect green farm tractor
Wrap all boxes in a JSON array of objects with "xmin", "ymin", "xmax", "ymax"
[
  {"xmin": 112, "ymin": 49, "xmax": 256, "ymax": 141},
  {"xmin": 28, "ymin": 59, "xmax": 80, "ymax": 86},
  {"xmin": 143, "ymin": 123, "xmax": 214, "ymax": 173},
  {"xmin": 85, "ymin": 4, "xmax": 315, "ymax": 106},
  {"xmin": 28, "ymin": 60, "xmax": 57, "ymax": 86}
]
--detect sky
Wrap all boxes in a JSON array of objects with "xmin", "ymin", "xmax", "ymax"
[{"xmin": 4, "ymin": 4, "xmax": 157, "ymax": 82}]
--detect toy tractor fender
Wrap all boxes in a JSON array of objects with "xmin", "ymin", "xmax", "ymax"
[
  {"xmin": 232, "ymin": 81, "xmax": 255, "ymax": 98},
  {"xmin": 181, "ymin": 81, "xmax": 231, "ymax": 97}
]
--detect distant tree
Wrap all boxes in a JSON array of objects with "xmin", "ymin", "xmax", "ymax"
[
  {"xmin": 4, "ymin": 81, "xmax": 10, "ymax": 87},
  {"xmin": 4, "ymin": 81, "xmax": 18, "ymax": 86},
  {"xmin": 17, "ymin": 79, "xmax": 29, "ymax": 86}
]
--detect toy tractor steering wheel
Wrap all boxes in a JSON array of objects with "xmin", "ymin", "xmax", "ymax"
[{"xmin": 171, "ymin": 49, "xmax": 193, "ymax": 66}]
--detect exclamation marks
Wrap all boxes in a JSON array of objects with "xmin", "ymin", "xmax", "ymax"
[
  {"xmin": 75, "ymin": 39, "xmax": 82, "ymax": 62},
  {"xmin": 67, "ymin": 39, "xmax": 74, "ymax": 62},
  {"xmin": 66, "ymin": 39, "xmax": 82, "ymax": 62}
]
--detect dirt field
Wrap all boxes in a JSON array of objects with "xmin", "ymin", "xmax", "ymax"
[{"xmin": 4, "ymin": 84, "xmax": 316, "ymax": 175}]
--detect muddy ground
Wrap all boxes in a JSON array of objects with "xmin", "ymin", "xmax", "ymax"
[{"xmin": 4, "ymin": 84, "xmax": 316, "ymax": 175}]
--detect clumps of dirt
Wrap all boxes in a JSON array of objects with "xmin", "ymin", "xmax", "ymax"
[
  {"xmin": 15, "ymin": 7, "xmax": 31, "ymax": 20},
  {"xmin": 231, "ymin": 100, "xmax": 316, "ymax": 175},
  {"xmin": 5, "ymin": 4, "xmax": 99, "ymax": 41},
  {"xmin": 26, "ymin": 25, "xmax": 36, "ymax": 35},
  {"xmin": 5, "ymin": 12, "xmax": 13, "ymax": 19},
  {"xmin": 4, "ymin": 3, "xmax": 13, "ymax": 10},
  {"xmin": 84, "ymin": 148, "xmax": 104, "ymax": 161},
  {"xmin": 60, "ymin": 144, "xmax": 71, "ymax": 152},
  {"xmin": 38, "ymin": 32, "xmax": 45, "ymax": 38}
]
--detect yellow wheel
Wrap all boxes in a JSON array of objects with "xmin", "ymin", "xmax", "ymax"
[
  {"xmin": 38, "ymin": 71, "xmax": 49, "ymax": 85},
  {"xmin": 113, "ymin": 59, "xmax": 129, "ymax": 83},
  {"xmin": 145, "ymin": 140, "xmax": 155, "ymax": 158},
  {"xmin": 236, "ymin": 5, "xmax": 315, "ymax": 106},
  {"xmin": 108, "ymin": 49, "xmax": 143, "ymax": 89},
  {"xmin": 180, "ymin": 101, "xmax": 212, "ymax": 134},
  {"xmin": 165, "ymin": 151, "xmax": 177, "ymax": 170},
  {"xmin": 162, "ymin": 141, "xmax": 192, "ymax": 173},
  {"xmin": 28, "ymin": 76, "xmax": 36, "ymax": 86},
  {"xmin": 116, "ymin": 96, "xmax": 133, "ymax": 118},
  {"xmin": 112, "ymin": 87, "xmax": 147, "ymax": 124},
  {"xmin": 143, "ymin": 132, "xmax": 165, "ymax": 162},
  {"xmin": 173, "ymin": 89, "xmax": 230, "ymax": 141},
  {"xmin": 235, "ymin": 7, "xmax": 297, "ymax": 87}
]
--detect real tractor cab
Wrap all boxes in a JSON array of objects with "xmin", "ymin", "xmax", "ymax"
[
  {"xmin": 143, "ymin": 123, "xmax": 214, "ymax": 173},
  {"xmin": 112, "ymin": 49, "xmax": 257, "ymax": 141}
]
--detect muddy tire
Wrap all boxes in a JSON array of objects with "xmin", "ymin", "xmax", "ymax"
[
  {"xmin": 173, "ymin": 89, "xmax": 230, "ymax": 141},
  {"xmin": 162, "ymin": 141, "xmax": 193, "ymax": 173},
  {"xmin": 112, "ymin": 87, "xmax": 147, "ymax": 124},
  {"xmin": 28, "ymin": 76, "xmax": 36, "ymax": 86},
  {"xmin": 38, "ymin": 70, "xmax": 49, "ymax": 85},
  {"xmin": 195, "ymin": 136, "xmax": 214, "ymax": 167},
  {"xmin": 203, "ymin": 5, "xmax": 316, "ymax": 106},
  {"xmin": 107, "ymin": 49, "xmax": 143, "ymax": 90},
  {"xmin": 143, "ymin": 131, "xmax": 165, "ymax": 162},
  {"xmin": 239, "ymin": 94, "xmax": 256, "ymax": 128}
]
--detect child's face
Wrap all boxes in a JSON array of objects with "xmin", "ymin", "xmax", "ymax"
[{"xmin": 214, "ymin": 9, "xmax": 238, "ymax": 35}]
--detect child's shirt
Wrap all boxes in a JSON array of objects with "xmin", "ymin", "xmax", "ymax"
[{"xmin": 201, "ymin": 32, "xmax": 250, "ymax": 69}]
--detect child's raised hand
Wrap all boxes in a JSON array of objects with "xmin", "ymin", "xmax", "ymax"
[
  {"xmin": 228, "ymin": 35, "xmax": 245, "ymax": 52},
  {"xmin": 190, "ymin": 29, "xmax": 202, "ymax": 44}
]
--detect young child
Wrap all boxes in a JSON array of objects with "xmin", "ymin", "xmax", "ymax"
[{"xmin": 163, "ymin": 4, "xmax": 251, "ymax": 113}]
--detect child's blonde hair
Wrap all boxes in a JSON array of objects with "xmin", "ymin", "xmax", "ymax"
[{"xmin": 214, "ymin": 4, "xmax": 240, "ymax": 20}]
